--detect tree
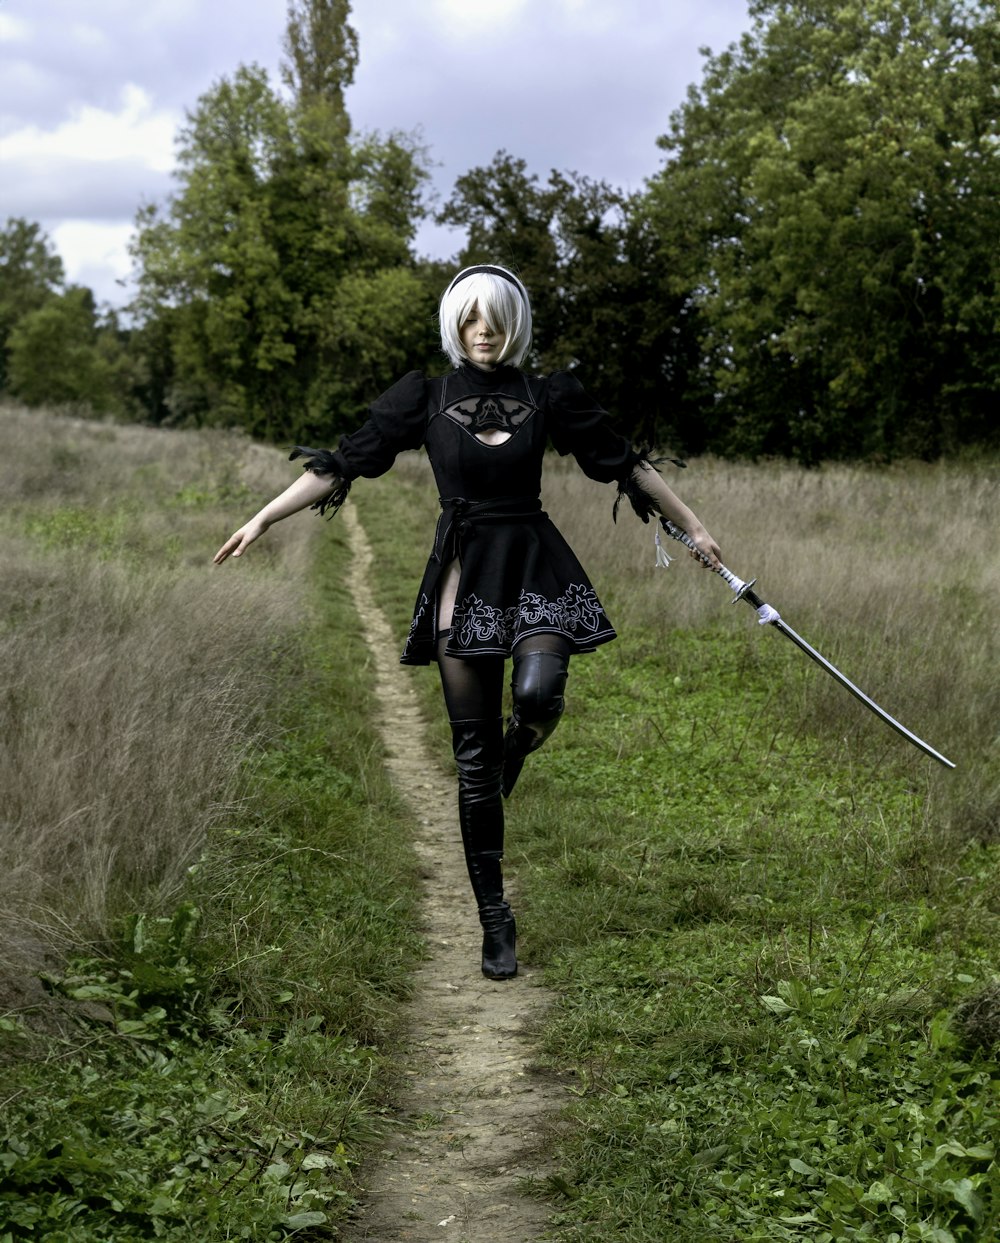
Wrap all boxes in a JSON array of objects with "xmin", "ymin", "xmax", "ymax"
[
  {"xmin": 0, "ymin": 218, "xmax": 65, "ymax": 392},
  {"xmin": 645, "ymin": 0, "xmax": 1000, "ymax": 460},
  {"xmin": 439, "ymin": 153, "xmax": 701, "ymax": 450},
  {"xmin": 130, "ymin": 0, "xmax": 434, "ymax": 440},
  {"xmin": 7, "ymin": 286, "xmax": 133, "ymax": 414},
  {"xmin": 439, "ymin": 152, "xmax": 564, "ymax": 353},
  {"xmin": 131, "ymin": 64, "xmax": 304, "ymax": 433}
]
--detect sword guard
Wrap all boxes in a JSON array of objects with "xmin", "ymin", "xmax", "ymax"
[{"xmin": 731, "ymin": 577, "xmax": 757, "ymax": 603}]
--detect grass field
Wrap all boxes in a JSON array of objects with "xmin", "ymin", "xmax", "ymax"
[
  {"xmin": 353, "ymin": 449, "xmax": 1000, "ymax": 1242},
  {"xmin": 2, "ymin": 402, "xmax": 998, "ymax": 1240},
  {"xmin": 0, "ymin": 404, "xmax": 421, "ymax": 1239}
]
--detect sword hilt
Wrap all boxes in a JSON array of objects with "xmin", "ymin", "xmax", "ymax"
[{"xmin": 659, "ymin": 519, "xmax": 778, "ymax": 624}]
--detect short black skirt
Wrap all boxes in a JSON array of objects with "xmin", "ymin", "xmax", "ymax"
[{"xmin": 400, "ymin": 504, "xmax": 617, "ymax": 665}]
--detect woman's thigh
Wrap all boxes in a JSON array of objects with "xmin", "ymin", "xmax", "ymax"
[
  {"xmin": 437, "ymin": 558, "xmax": 460, "ymax": 631},
  {"xmin": 436, "ymin": 637, "xmax": 505, "ymax": 723}
]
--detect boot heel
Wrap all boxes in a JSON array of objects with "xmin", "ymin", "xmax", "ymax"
[{"xmin": 480, "ymin": 906, "xmax": 517, "ymax": 980}]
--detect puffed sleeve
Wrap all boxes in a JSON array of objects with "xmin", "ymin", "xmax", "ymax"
[
  {"xmin": 290, "ymin": 371, "xmax": 429, "ymax": 516},
  {"xmin": 334, "ymin": 370, "xmax": 429, "ymax": 480},
  {"xmin": 544, "ymin": 370, "xmax": 642, "ymax": 484},
  {"xmin": 544, "ymin": 370, "xmax": 684, "ymax": 523}
]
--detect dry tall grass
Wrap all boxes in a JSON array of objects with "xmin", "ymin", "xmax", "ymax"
[
  {"xmin": 0, "ymin": 403, "xmax": 316, "ymax": 974},
  {"xmin": 4, "ymin": 403, "xmax": 996, "ymax": 973},
  {"xmin": 380, "ymin": 447, "xmax": 998, "ymax": 786},
  {"xmin": 366, "ymin": 448, "xmax": 999, "ymax": 838}
]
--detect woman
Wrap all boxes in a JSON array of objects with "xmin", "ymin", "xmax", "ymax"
[{"xmin": 215, "ymin": 264, "xmax": 721, "ymax": 981}]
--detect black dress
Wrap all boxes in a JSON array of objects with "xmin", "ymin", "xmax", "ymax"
[{"xmin": 314, "ymin": 362, "xmax": 647, "ymax": 666}]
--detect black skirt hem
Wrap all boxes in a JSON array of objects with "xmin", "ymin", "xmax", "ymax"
[{"xmin": 400, "ymin": 622, "xmax": 617, "ymax": 667}]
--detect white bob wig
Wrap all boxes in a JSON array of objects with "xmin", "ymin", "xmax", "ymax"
[{"xmin": 439, "ymin": 264, "xmax": 533, "ymax": 368}]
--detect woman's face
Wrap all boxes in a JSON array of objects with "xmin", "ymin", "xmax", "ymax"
[{"xmin": 459, "ymin": 303, "xmax": 506, "ymax": 370}]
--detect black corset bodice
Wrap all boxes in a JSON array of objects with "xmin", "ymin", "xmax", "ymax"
[{"xmin": 424, "ymin": 365, "xmax": 547, "ymax": 502}]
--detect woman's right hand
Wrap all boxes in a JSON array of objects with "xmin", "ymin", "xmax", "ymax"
[
  {"xmin": 213, "ymin": 517, "xmax": 270, "ymax": 564},
  {"xmin": 685, "ymin": 525, "xmax": 723, "ymax": 571}
]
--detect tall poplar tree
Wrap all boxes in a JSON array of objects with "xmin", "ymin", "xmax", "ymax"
[{"xmin": 130, "ymin": 0, "xmax": 434, "ymax": 441}]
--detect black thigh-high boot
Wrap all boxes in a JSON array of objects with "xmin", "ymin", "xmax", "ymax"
[
  {"xmin": 450, "ymin": 717, "xmax": 517, "ymax": 979},
  {"xmin": 501, "ymin": 648, "xmax": 570, "ymax": 798}
]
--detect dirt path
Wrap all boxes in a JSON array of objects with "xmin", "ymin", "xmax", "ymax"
[{"xmin": 340, "ymin": 502, "xmax": 564, "ymax": 1243}]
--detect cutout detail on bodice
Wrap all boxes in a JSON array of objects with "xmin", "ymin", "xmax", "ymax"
[{"xmin": 440, "ymin": 393, "xmax": 535, "ymax": 443}]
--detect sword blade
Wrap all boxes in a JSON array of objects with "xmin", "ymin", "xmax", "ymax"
[
  {"xmin": 769, "ymin": 616, "xmax": 956, "ymax": 769},
  {"xmin": 658, "ymin": 518, "xmax": 956, "ymax": 769}
]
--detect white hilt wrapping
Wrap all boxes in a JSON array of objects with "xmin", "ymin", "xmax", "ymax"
[
  {"xmin": 716, "ymin": 563, "xmax": 750, "ymax": 597},
  {"xmin": 660, "ymin": 519, "xmax": 782, "ymax": 626},
  {"xmin": 659, "ymin": 518, "xmax": 713, "ymax": 564}
]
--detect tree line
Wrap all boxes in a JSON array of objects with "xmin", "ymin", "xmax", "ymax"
[{"xmin": 1, "ymin": 0, "xmax": 997, "ymax": 461}]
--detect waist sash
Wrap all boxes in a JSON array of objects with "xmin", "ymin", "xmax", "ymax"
[{"xmin": 433, "ymin": 494, "xmax": 545, "ymax": 564}]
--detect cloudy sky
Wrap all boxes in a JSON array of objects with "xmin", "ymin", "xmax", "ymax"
[{"xmin": 0, "ymin": 0, "xmax": 753, "ymax": 309}]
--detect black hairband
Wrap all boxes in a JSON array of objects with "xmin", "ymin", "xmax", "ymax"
[{"xmin": 446, "ymin": 264, "xmax": 523, "ymax": 294}]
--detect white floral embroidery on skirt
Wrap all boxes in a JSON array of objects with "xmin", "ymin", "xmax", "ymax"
[{"xmin": 452, "ymin": 584, "xmax": 606, "ymax": 650}]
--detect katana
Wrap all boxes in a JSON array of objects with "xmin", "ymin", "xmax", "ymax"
[{"xmin": 658, "ymin": 519, "xmax": 956, "ymax": 769}]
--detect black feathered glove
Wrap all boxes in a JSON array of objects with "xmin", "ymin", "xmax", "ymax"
[
  {"xmin": 612, "ymin": 451, "xmax": 686, "ymax": 524},
  {"xmin": 289, "ymin": 447, "xmax": 352, "ymax": 518}
]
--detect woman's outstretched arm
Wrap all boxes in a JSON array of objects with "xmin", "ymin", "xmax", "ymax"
[
  {"xmin": 213, "ymin": 469, "xmax": 341, "ymax": 564},
  {"xmin": 630, "ymin": 461, "xmax": 722, "ymax": 569}
]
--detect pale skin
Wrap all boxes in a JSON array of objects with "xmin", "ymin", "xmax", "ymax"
[{"xmin": 214, "ymin": 304, "xmax": 723, "ymax": 615}]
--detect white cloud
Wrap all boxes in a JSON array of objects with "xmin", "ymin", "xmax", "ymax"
[
  {"xmin": 51, "ymin": 221, "xmax": 137, "ymax": 307},
  {"xmin": 0, "ymin": 155, "xmax": 173, "ymax": 222},
  {"xmin": 53, "ymin": 220, "xmax": 134, "ymax": 273},
  {"xmin": 0, "ymin": 12, "xmax": 30, "ymax": 42},
  {"xmin": 0, "ymin": 0, "xmax": 753, "ymax": 307},
  {"xmin": 429, "ymin": 0, "xmax": 532, "ymax": 39},
  {"xmin": 0, "ymin": 83, "xmax": 178, "ymax": 171},
  {"xmin": 66, "ymin": 20, "xmax": 109, "ymax": 50}
]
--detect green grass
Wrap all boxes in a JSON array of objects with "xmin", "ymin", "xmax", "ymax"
[
  {"xmin": 0, "ymin": 414, "xmax": 422, "ymax": 1241},
  {"xmin": 522, "ymin": 630, "xmax": 999, "ymax": 1241},
  {"xmin": 1, "ymin": 534, "xmax": 422, "ymax": 1239},
  {"xmin": 353, "ymin": 458, "xmax": 1000, "ymax": 1242}
]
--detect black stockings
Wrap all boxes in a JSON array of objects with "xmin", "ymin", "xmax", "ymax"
[
  {"xmin": 436, "ymin": 631, "xmax": 571, "ymax": 728},
  {"xmin": 436, "ymin": 633, "xmax": 571, "ymax": 977}
]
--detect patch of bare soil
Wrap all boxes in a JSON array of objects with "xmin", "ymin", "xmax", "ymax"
[
  {"xmin": 0, "ymin": 932, "xmax": 69, "ymax": 1040},
  {"xmin": 340, "ymin": 502, "xmax": 564, "ymax": 1242}
]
